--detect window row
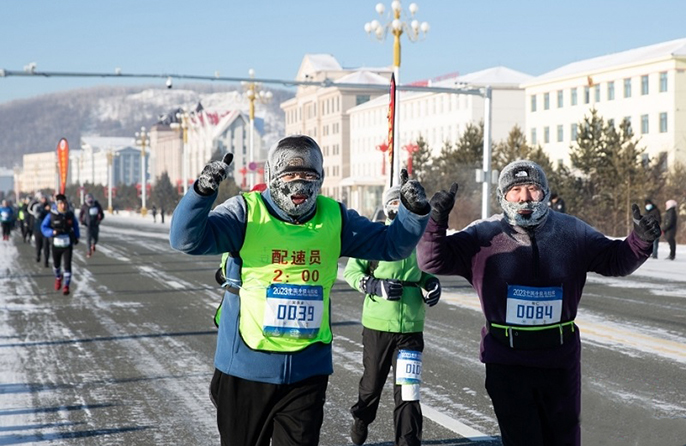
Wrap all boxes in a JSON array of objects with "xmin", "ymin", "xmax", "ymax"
[
  {"xmin": 530, "ymin": 72, "xmax": 668, "ymax": 112},
  {"xmin": 530, "ymin": 112, "xmax": 669, "ymax": 145}
]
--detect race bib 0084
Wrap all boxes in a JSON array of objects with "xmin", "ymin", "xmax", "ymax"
[{"xmin": 505, "ymin": 285, "xmax": 563, "ymax": 326}]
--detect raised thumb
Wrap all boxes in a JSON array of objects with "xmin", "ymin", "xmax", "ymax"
[
  {"xmin": 631, "ymin": 203, "xmax": 641, "ymax": 222},
  {"xmin": 222, "ymin": 153, "xmax": 234, "ymax": 166},
  {"xmin": 449, "ymin": 182, "xmax": 459, "ymax": 196}
]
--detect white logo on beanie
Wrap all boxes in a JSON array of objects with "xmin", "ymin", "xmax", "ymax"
[{"xmin": 515, "ymin": 171, "xmax": 528, "ymax": 178}]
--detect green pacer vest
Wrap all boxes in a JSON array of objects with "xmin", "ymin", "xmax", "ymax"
[{"xmin": 239, "ymin": 192, "xmax": 342, "ymax": 352}]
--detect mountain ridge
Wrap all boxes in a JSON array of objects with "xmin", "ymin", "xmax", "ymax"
[{"xmin": 0, "ymin": 83, "xmax": 292, "ymax": 169}]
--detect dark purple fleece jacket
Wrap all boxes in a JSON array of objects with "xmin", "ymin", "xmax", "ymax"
[{"xmin": 417, "ymin": 210, "xmax": 652, "ymax": 369}]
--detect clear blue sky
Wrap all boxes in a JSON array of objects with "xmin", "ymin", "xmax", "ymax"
[{"xmin": 1, "ymin": 0, "xmax": 684, "ymax": 105}]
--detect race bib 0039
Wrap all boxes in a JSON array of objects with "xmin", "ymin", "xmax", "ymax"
[
  {"xmin": 505, "ymin": 285, "xmax": 563, "ymax": 326},
  {"xmin": 262, "ymin": 283, "xmax": 324, "ymax": 339}
]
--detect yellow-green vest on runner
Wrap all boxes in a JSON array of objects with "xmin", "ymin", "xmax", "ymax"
[{"xmin": 239, "ymin": 192, "xmax": 341, "ymax": 352}]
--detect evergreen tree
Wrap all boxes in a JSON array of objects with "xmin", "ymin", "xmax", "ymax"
[{"xmin": 152, "ymin": 171, "xmax": 180, "ymax": 213}]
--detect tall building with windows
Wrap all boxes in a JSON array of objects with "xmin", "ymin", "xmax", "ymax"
[
  {"xmin": 345, "ymin": 66, "xmax": 531, "ymax": 216},
  {"xmin": 280, "ymin": 54, "xmax": 392, "ymax": 202},
  {"xmin": 523, "ymin": 38, "xmax": 686, "ymax": 168}
]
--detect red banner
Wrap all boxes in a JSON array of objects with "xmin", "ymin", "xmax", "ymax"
[
  {"xmin": 56, "ymin": 138, "xmax": 69, "ymax": 194},
  {"xmin": 387, "ymin": 74, "xmax": 396, "ymax": 181}
]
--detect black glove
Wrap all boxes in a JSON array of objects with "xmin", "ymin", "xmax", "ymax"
[
  {"xmin": 359, "ymin": 275, "xmax": 403, "ymax": 301},
  {"xmin": 399, "ymin": 168, "xmax": 430, "ymax": 215},
  {"xmin": 423, "ymin": 277, "xmax": 441, "ymax": 307},
  {"xmin": 631, "ymin": 203, "xmax": 661, "ymax": 243},
  {"xmin": 196, "ymin": 153, "xmax": 234, "ymax": 196},
  {"xmin": 430, "ymin": 183, "xmax": 458, "ymax": 226},
  {"xmin": 215, "ymin": 267, "xmax": 226, "ymax": 287},
  {"xmin": 73, "ymin": 238, "xmax": 79, "ymax": 245}
]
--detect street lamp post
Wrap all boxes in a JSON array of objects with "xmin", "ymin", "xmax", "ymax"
[
  {"xmin": 365, "ymin": 1, "xmax": 429, "ymax": 186},
  {"xmin": 243, "ymin": 69, "xmax": 272, "ymax": 190},
  {"xmin": 171, "ymin": 111, "xmax": 190, "ymax": 194},
  {"xmin": 135, "ymin": 126, "xmax": 149, "ymax": 217},
  {"xmin": 106, "ymin": 149, "xmax": 116, "ymax": 214}
]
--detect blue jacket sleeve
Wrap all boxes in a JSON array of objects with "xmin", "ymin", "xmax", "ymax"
[
  {"xmin": 169, "ymin": 183, "xmax": 247, "ymax": 255},
  {"xmin": 341, "ymin": 201, "xmax": 429, "ymax": 261},
  {"xmin": 72, "ymin": 216, "xmax": 80, "ymax": 239},
  {"xmin": 41, "ymin": 214, "xmax": 53, "ymax": 238}
]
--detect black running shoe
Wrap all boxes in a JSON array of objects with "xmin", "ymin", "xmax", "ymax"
[{"xmin": 350, "ymin": 419, "xmax": 368, "ymax": 445}]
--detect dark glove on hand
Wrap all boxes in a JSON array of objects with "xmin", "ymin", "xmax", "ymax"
[
  {"xmin": 359, "ymin": 276, "xmax": 403, "ymax": 301},
  {"xmin": 631, "ymin": 203, "xmax": 661, "ymax": 243},
  {"xmin": 430, "ymin": 183, "xmax": 458, "ymax": 226},
  {"xmin": 399, "ymin": 168, "xmax": 430, "ymax": 215},
  {"xmin": 423, "ymin": 277, "xmax": 441, "ymax": 307},
  {"xmin": 73, "ymin": 238, "xmax": 79, "ymax": 245},
  {"xmin": 196, "ymin": 153, "xmax": 234, "ymax": 196}
]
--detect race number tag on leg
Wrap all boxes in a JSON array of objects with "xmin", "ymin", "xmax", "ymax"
[
  {"xmin": 396, "ymin": 350, "xmax": 422, "ymax": 401},
  {"xmin": 263, "ymin": 284, "xmax": 324, "ymax": 339},
  {"xmin": 505, "ymin": 285, "xmax": 563, "ymax": 325}
]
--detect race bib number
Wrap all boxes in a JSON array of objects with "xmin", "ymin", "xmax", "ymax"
[
  {"xmin": 505, "ymin": 285, "xmax": 563, "ymax": 326},
  {"xmin": 89, "ymin": 206, "xmax": 99, "ymax": 216},
  {"xmin": 0, "ymin": 211, "xmax": 9, "ymax": 222},
  {"xmin": 263, "ymin": 283, "xmax": 324, "ymax": 339},
  {"xmin": 53, "ymin": 234, "xmax": 71, "ymax": 248},
  {"xmin": 396, "ymin": 350, "xmax": 422, "ymax": 385}
]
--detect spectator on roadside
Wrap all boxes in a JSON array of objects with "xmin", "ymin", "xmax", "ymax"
[
  {"xmin": 170, "ymin": 135, "xmax": 430, "ymax": 446},
  {"xmin": 160, "ymin": 207, "xmax": 165, "ymax": 224},
  {"xmin": 548, "ymin": 191, "xmax": 566, "ymax": 213},
  {"xmin": 151, "ymin": 205, "xmax": 157, "ymax": 223},
  {"xmin": 663, "ymin": 199, "xmax": 678, "ymax": 260},
  {"xmin": 417, "ymin": 160, "xmax": 660, "ymax": 446},
  {"xmin": 644, "ymin": 199, "xmax": 662, "ymax": 258}
]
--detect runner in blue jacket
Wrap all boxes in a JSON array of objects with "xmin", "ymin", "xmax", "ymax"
[{"xmin": 170, "ymin": 135, "xmax": 430, "ymax": 446}]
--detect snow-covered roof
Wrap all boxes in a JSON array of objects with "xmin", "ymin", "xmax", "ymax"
[
  {"xmin": 525, "ymin": 37, "xmax": 686, "ymax": 85},
  {"xmin": 304, "ymin": 54, "xmax": 342, "ymax": 72},
  {"xmin": 335, "ymin": 70, "xmax": 390, "ymax": 85},
  {"xmin": 80, "ymin": 136, "xmax": 135, "ymax": 150},
  {"xmin": 434, "ymin": 66, "xmax": 533, "ymax": 88}
]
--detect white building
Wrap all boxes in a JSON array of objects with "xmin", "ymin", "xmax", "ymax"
[
  {"xmin": 75, "ymin": 137, "xmax": 143, "ymax": 188},
  {"xmin": 150, "ymin": 109, "xmax": 265, "ymax": 192},
  {"xmin": 280, "ymin": 54, "xmax": 393, "ymax": 201},
  {"xmin": 16, "ymin": 152, "xmax": 58, "ymax": 195},
  {"xmin": 345, "ymin": 66, "xmax": 532, "ymax": 216},
  {"xmin": 522, "ymin": 38, "xmax": 686, "ymax": 168}
]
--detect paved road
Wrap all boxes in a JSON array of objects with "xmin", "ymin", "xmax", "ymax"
[{"xmin": 1, "ymin": 216, "xmax": 684, "ymax": 445}]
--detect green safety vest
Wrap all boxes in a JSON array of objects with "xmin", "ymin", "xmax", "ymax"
[{"xmin": 238, "ymin": 192, "xmax": 341, "ymax": 352}]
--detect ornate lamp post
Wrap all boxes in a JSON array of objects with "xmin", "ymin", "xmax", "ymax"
[
  {"xmin": 243, "ymin": 69, "xmax": 273, "ymax": 189},
  {"xmin": 171, "ymin": 111, "xmax": 190, "ymax": 194},
  {"xmin": 135, "ymin": 126, "xmax": 149, "ymax": 217},
  {"xmin": 365, "ymin": 1, "xmax": 429, "ymax": 185},
  {"xmin": 105, "ymin": 148, "xmax": 119, "ymax": 214}
]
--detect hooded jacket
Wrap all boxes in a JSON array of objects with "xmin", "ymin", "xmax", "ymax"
[
  {"xmin": 170, "ymin": 183, "xmax": 429, "ymax": 384},
  {"xmin": 417, "ymin": 211, "xmax": 651, "ymax": 369}
]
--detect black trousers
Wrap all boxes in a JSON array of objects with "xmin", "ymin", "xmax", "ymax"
[
  {"xmin": 35, "ymin": 232, "xmax": 50, "ymax": 264},
  {"xmin": 485, "ymin": 362, "xmax": 580, "ymax": 446},
  {"xmin": 86, "ymin": 225, "xmax": 100, "ymax": 248},
  {"xmin": 52, "ymin": 246, "xmax": 73, "ymax": 274},
  {"xmin": 666, "ymin": 235, "xmax": 676, "ymax": 259},
  {"xmin": 351, "ymin": 328, "xmax": 424, "ymax": 446},
  {"xmin": 1, "ymin": 222, "xmax": 11, "ymax": 237},
  {"xmin": 209, "ymin": 369, "xmax": 327, "ymax": 446}
]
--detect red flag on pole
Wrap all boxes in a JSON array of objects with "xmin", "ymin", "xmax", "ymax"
[
  {"xmin": 56, "ymin": 138, "xmax": 69, "ymax": 194},
  {"xmin": 387, "ymin": 74, "xmax": 396, "ymax": 183}
]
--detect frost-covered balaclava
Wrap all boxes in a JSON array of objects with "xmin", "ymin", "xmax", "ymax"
[
  {"xmin": 85, "ymin": 193, "xmax": 94, "ymax": 205},
  {"xmin": 497, "ymin": 160, "xmax": 550, "ymax": 228},
  {"xmin": 382, "ymin": 185, "xmax": 401, "ymax": 220},
  {"xmin": 265, "ymin": 135, "xmax": 324, "ymax": 219}
]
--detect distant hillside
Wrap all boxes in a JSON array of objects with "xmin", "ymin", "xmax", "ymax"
[{"xmin": 0, "ymin": 83, "xmax": 293, "ymax": 169}]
